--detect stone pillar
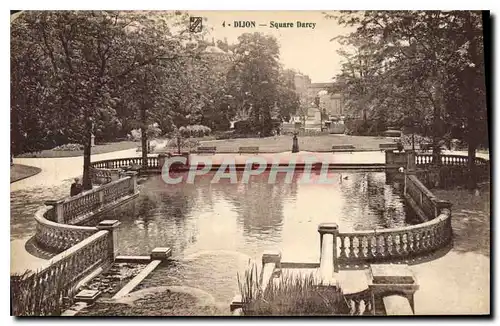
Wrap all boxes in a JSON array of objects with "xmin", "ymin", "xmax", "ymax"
[
  {"xmin": 406, "ymin": 150, "xmax": 416, "ymax": 173},
  {"xmin": 318, "ymin": 223, "xmax": 339, "ymax": 273},
  {"xmin": 97, "ymin": 220, "xmax": 121, "ymax": 260},
  {"xmin": 125, "ymin": 171, "xmax": 138, "ymax": 194},
  {"xmin": 434, "ymin": 199, "xmax": 452, "ymax": 217},
  {"xmin": 385, "ymin": 150, "xmax": 395, "ymax": 167},
  {"xmin": 368, "ymin": 264, "xmax": 419, "ymax": 315},
  {"xmin": 158, "ymin": 153, "xmax": 167, "ymax": 170},
  {"xmin": 45, "ymin": 199, "xmax": 65, "ymax": 223},
  {"xmin": 98, "ymin": 190, "xmax": 105, "ymax": 208},
  {"xmin": 91, "ymin": 134, "xmax": 95, "ymax": 147},
  {"xmin": 261, "ymin": 250, "xmax": 282, "ymax": 292}
]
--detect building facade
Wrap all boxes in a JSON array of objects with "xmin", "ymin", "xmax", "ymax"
[{"xmin": 293, "ymin": 74, "xmax": 344, "ymax": 123}]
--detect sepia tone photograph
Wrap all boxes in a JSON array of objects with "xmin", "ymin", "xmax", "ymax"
[{"xmin": 10, "ymin": 9, "xmax": 490, "ymax": 317}]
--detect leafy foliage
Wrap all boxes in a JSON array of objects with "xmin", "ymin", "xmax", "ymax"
[{"xmin": 237, "ymin": 262, "xmax": 349, "ymax": 316}]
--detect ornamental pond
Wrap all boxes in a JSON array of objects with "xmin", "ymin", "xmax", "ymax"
[{"xmin": 101, "ymin": 170, "xmax": 418, "ymax": 306}]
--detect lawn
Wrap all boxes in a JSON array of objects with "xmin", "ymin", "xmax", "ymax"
[
  {"xmin": 16, "ymin": 141, "xmax": 140, "ymax": 158},
  {"xmin": 198, "ymin": 134, "xmax": 396, "ymax": 153},
  {"xmin": 10, "ymin": 164, "xmax": 42, "ymax": 183}
]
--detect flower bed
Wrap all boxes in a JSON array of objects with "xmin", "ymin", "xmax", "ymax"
[{"xmin": 52, "ymin": 143, "xmax": 84, "ymax": 151}]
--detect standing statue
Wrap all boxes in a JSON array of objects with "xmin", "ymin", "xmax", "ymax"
[{"xmin": 292, "ymin": 132, "xmax": 299, "ymax": 153}]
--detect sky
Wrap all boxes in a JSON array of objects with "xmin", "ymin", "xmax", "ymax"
[{"xmin": 189, "ymin": 11, "xmax": 356, "ymax": 83}]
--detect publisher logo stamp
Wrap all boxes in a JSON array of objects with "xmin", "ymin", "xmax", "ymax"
[{"xmin": 189, "ymin": 17, "xmax": 202, "ymax": 33}]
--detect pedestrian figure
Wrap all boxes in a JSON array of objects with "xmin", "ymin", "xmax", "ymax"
[{"xmin": 70, "ymin": 178, "xmax": 83, "ymax": 196}]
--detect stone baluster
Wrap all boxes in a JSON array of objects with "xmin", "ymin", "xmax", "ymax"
[
  {"xmin": 384, "ymin": 235, "xmax": 391, "ymax": 257},
  {"xmin": 366, "ymin": 236, "xmax": 373, "ymax": 258},
  {"xmin": 339, "ymin": 236, "xmax": 347, "ymax": 259},
  {"xmin": 349, "ymin": 236, "xmax": 355, "ymax": 259},
  {"xmin": 376, "ymin": 235, "xmax": 384, "ymax": 257}
]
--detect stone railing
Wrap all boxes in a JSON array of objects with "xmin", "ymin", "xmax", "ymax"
[
  {"xmin": 34, "ymin": 172, "xmax": 138, "ymax": 253},
  {"xmin": 415, "ymin": 153, "xmax": 489, "ymax": 168},
  {"xmin": 321, "ymin": 172, "xmax": 453, "ymax": 265},
  {"xmin": 34, "ymin": 205, "xmax": 98, "ymax": 252},
  {"xmin": 405, "ymin": 174, "xmax": 446, "ymax": 220},
  {"xmin": 344, "ymin": 288, "xmax": 373, "ymax": 315},
  {"xmin": 336, "ymin": 210, "xmax": 451, "ymax": 264},
  {"xmin": 91, "ymin": 157, "xmax": 159, "ymax": 170},
  {"xmin": 414, "ymin": 153, "xmax": 490, "ymax": 187},
  {"xmin": 51, "ymin": 173, "xmax": 137, "ymax": 225},
  {"xmin": 11, "ymin": 220, "xmax": 120, "ymax": 316}
]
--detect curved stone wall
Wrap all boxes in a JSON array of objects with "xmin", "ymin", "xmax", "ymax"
[
  {"xmin": 34, "ymin": 174, "xmax": 138, "ymax": 253},
  {"xmin": 34, "ymin": 205, "xmax": 98, "ymax": 252}
]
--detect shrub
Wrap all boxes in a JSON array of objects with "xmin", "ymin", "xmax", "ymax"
[
  {"xmin": 344, "ymin": 119, "xmax": 386, "ymax": 136},
  {"xmin": 128, "ymin": 123, "xmax": 163, "ymax": 142},
  {"xmin": 237, "ymin": 263, "xmax": 349, "ymax": 316},
  {"xmin": 128, "ymin": 129, "xmax": 142, "ymax": 142},
  {"xmin": 233, "ymin": 120, "xmax": 253, "ymax": 133},
  {"xmin": 214, "ymin": 130, "xmax": 235, "ymax": 140},
  {"xmin": 166, "ymin": 137, "xmax": 200, "ymax": 152},
  {"xmin": 52, "ymin": 143, "xmax": 84, "ymax": 151},
  {"xmin": 179, "ymin": 125, "xmax": 212, "ymax": 138},
  {"xmin": 401, "ymin": 134, "xmax": 432, "ymax": 147}
]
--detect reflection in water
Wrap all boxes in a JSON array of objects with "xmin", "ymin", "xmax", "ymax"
[{"xmin": 111, "ymin": 171, "xmax": 417, "ymax": 260}]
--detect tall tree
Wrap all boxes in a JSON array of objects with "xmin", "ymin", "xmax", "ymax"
[
  {"xmin": 11, "ymin": 11, "xmax": 200, "ymax": 188},
  {"xmin": 228, "ymin": 33, "xmax": 281, "ymax": 136},
  {"xmin": 332, "ymin": 11, "xmax": 487, "ymax": 187}
]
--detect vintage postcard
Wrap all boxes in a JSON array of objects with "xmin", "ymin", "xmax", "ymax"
[{"xmin": 10, "ymin": 10, "xmax": 490, "ymax": 316}]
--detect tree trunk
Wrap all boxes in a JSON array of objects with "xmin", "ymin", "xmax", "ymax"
[
  {"xmin": 467, "ymin": 141, "xmax": 477, "ymax": 190},
  {"xmin": 82, "ymin": 119, "xmax": 93, "ymax": 190},
  {"xmin": 432, "ymin": 72, "xmax": 444, "ymax": 167},
  {"xmin": 141, "ymin": 106, "xmax": 148, "ymax": 169}
]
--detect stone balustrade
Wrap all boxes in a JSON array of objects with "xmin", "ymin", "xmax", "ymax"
[
  {"xmin": 34, "ymin": 205, "xmax": 98, "ymax": 252},
  {"xmin": 405, "ymin": 174, "xmax": 442, "ymax": 219},
  {"xmin": 12, "ymin": 223, "xmax": 118, "ymax": 316},
  {"xmin": 51, "ymin": 174, "xmax": 136, "ymax": 225},
  {"xmin": 344, "ymin": 288, "xmax": 373, "ymax": 315},
  {"xmin": 91, "ymin": 157, "xmax": 159, "ymax": 170},
  {"xmin": 337, "ymin": 209, "xmax": 450, "ymax": 264},
  {"xmin": 34, "ymin": 173, "xmax": 138, "ymax": 253},
  {"xmin": 336, "ymin": 172, "xmax": 452, "ymax": 265},
  {"xmin": 415, "ymin": 153, "xmax": 489, "ymax": 168}
]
